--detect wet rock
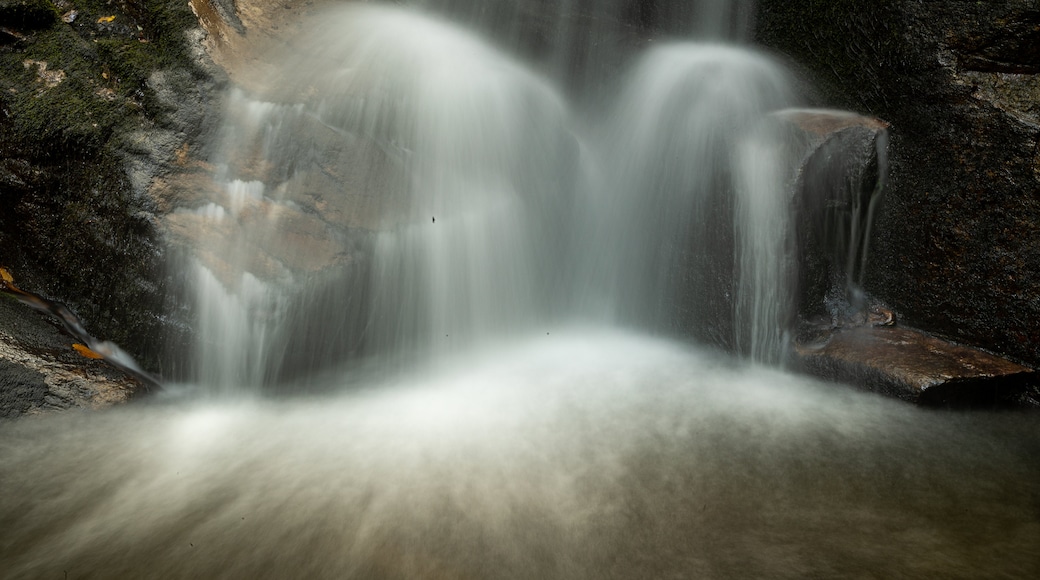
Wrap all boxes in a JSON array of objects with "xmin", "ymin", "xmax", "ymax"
[
  {"xmin": 774, "ymin": 109, "xmax": 890, "ymax": 324},
  {"xmin": 757, "ymin": 0, "xmax": 1040, "ymax": 368},
  {"xmin": 195, "ymin": 0, "xmax": 245, "ymax": 35},
  {"xmin": 0, "ymin": 0, "xmax": 224, "ymax": 375},
  {"xmin": 0, "ymin": 297, "xmax": 145, "ymax": 419},
  {"xmin": 0, "ymin": 0, "xmax": 55, "ymax": 34},
  {"xmin": 795, "ymin": 325, "xmax": 1040, "ymax": 408}
]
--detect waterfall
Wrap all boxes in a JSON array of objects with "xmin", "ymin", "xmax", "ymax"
[
  {"xmin": 7, "ymin": 4, "xmax": 1038, "ymax": 578},
  {"xmin": 580, "ymin": 44, "xmax": 796, "ymax": 361},
  {"xmin": 184, "ymin": 0, "xmax": 811, "ymax": 389}
]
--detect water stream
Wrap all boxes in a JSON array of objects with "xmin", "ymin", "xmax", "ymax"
[{"xmin": 1, "ymin": 1, "xmax": 1037, "ymax": 577}]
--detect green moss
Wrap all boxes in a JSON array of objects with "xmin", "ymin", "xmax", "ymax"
[
  {"xmin": 1, "ymin": 0, "xmax": 205, "ymax": 154},
  {"xmin": 0, "ymin": 0, "xmax": 204, "ymax": 370}
]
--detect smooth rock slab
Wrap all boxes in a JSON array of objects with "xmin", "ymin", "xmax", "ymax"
[{"xmin": 795, "ymin": 325, "xmax": 1040, "ymax": 408}]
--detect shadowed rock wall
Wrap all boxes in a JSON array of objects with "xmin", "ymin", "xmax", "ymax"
[
  {"xmin": 0, "ymin": 0, "xmax": 223, "ymax": 373},
  {"xmin": 757, "ymin": 0, "xmax": 1040, "ymax": 367}
]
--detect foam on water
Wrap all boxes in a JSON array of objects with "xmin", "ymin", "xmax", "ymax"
[{"xmin": 2, "ymin": 331, "xmax": 1038, "ymax": 578}]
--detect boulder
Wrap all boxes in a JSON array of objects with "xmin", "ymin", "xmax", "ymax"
[
  {"xmin": 796, "ymin": 325, "xmax": 1040, "ymax": 408},
  {"xmin": 757, "ymin": 0, "xmax": 1040, "ymax": 368}
]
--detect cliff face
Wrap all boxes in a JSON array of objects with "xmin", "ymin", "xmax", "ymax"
[
  {"xmin": 757, "ymin": 0, "xmax": 1040, "ymax": 367},
  {"xmin": 0, "ymin": 0, "xmax": 222, "ymax": 373}
]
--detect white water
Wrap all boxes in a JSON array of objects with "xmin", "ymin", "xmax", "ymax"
[
  {"xmin": 2, "ymin": 331, "xmax": 1038, "ymax": 578},
  {"xmin": 189, "ymin": 2, "xmax": 804, "ymax": 387},
  {"xmin": 579, "ymin": 44, "xmax": 796, "ymax": 360},
  {"xmin": 4, "ymin": 2, "xmax": 1036, "ymax": 577}
]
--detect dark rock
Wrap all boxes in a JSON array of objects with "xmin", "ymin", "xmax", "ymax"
[
  {"xmin": 796, "ymin": 325, "xmax": 1040, "ymax": 408},
  {"xmin": 757, "ymin": 0, "xmax": 1040, "ymax": 368},
  {"xmin": 0, "ymin": 0, "xmax": 223, "ymax": 376},
  {"xmin": 775, "ymin": 109, "xmax": 890, "ymax": 325},
  {"xmin": 0, "ymin": 360, "xmax": 48, "ymax": 418},
  {"xmin": 945, "ymin": 7, "xmax": 1040, "ymax": 74},
  {"xmin": 0, "ymin": 0, "xmax": 55, "ymax": 33}
]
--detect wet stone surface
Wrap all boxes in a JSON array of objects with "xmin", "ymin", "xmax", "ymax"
[
  {"xmin": 795, "ymin": 324, "xmax": 1040, "ymax": 408},
  {"xmin": 0, "ymin": 297, "xmax": 145, "ymax": 419},
  {"xmin": 757, "ymin": 0, "xmax": 1040, "ymax": 368},
  {"xmin": 0, "ymin": 360, "xmax": 48, "ymax": 418}
]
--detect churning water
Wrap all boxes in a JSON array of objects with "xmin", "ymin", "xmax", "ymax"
[
  {"xmin": 2, "ymin": 1, "xmax": 1038, "ymax": 578},
  {"xmin": 2, "ymin": 331, "xmax": 1039, "ymax": 578}
]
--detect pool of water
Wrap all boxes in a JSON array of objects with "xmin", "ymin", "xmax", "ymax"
[{"xmin": 2, "ymin": 330, "xmax": 1037, "ymax": 578}]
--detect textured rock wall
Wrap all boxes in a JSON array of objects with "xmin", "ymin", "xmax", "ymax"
[
  {"xmin": 0, "ymin": 0, "xmax": 223, "ymax": 373},
  {"xmin": 757, "ymin": 0, "xmax": 1040, "ymax": 367}
]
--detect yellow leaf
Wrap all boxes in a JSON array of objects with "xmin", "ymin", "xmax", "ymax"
[
  {"xmin": 0, "ymin": 268, "xmax": 13, "ymax": 284},
  {"xmin": 97, "ymin": 16, "xmax": 116, "ymax": 24},
  {"xmin": 73, "ymin": 343, "xmax": 105, "ymax": 360}
]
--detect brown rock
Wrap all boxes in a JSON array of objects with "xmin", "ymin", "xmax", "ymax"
[{"xmin": 796, "ymin": 325, "xmax": 1039, "ymax": 408}]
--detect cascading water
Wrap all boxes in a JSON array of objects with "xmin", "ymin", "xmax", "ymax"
[
  {"xmin": 3, "ymin": 2, "xmax": 1037, "ymax": 578},
  {"xmin": 188, "ymin": 1, "xmax": 802, "ymax": 386},
  {"xmin": 577, "ymin": 44, "xmax": 796, "ymax": 361},
  {"xmin": 192, "ymin": 5, "xmax": 578, "ymax": 387}
]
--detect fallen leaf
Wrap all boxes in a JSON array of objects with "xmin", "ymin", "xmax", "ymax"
[
  {"xmin": 73, "ymin": 343, "xmax": 105, "ymax": 359},
  {"xmin": 97, "ymin": 15, "xmax": 116, "ymax": 24}
]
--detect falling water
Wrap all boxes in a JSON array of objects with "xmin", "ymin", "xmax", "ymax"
[
  {"xmin": 3, "ymin": 1, "xmax": 1037, "ymax": 577},
  {"xmin": 197, "ymin": 5, "xmax": 579, "ymax": 382},
  {"xmin": 578, "ymin": 44, "xmax": 795, "ymax": 361},
  {"xmin": 187, "ymin": 1, "xmax": 804, "ymax": 385}
]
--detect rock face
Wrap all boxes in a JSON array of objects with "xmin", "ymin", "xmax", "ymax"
[
  {"xmin": 757, "ymin": 0, "xmax": 1040, "ymax": 368},
  {"xmin": 0, "ymin": 0, "xmax": 223, "ymax": 374}
]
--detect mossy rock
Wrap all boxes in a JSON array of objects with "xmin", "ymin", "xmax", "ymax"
[{"xmin": 0, "ymin": 0, "xmax": 213, "ymax": 374}]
